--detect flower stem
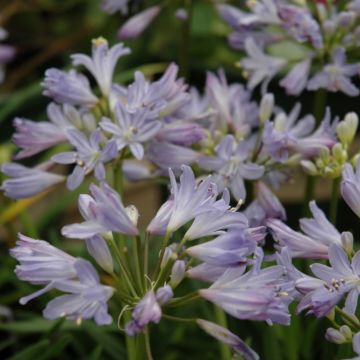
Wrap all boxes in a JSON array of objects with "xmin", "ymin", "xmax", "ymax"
[
  {"xmin": 144, "ymin": 327, "xmax": 153, "ymax": 360},
  {"xmin": 329, "ymin": 177, "xmax": 341, "ymax": 225},
  {"xmin": 213, "ymin": 305, "xmax": 232, "ymax": 360},
  {"xmin": 134, "ymin": 235, "xmax": 145, "ymax": 292},
  {"xmin": 166, "ymin": 291, "xmax": 200, "ymax": 308},
  {"xmin": 163, "ymin": 314, "xmax": 197, "ymax": 323},
  {"xmin": 152, "ymin": 231, "xmax": 171, "ymax": 280},
  {"xmin": 124, "ymin": 311, "xmax": 137, "ymax": 360},
  {"xmin": 302, "ymin": 175, "xmax": 316, "ymax": 217},
  {"xmin": 335, "ymin": 306, "xmax": 360, "ymax": 331}
]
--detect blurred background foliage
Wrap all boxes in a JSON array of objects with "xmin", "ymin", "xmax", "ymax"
[{"xmin": 1, "ymin": 0, "xmax": 360, "ymax": 359}]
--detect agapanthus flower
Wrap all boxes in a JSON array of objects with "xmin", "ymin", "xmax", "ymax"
[
  {"xmin": 240, "ymin": 38, "xmax": 287, "ymax": 93},
  {"xmin": 1, "ymin": 162, "xmax": 64, "ymax": 199},
  {"xmin": 10, "ymin": 234, "xmax": 77, "ymax": 288},
  {"xmin": 347, "ymin": 332, "xmax": 360, "ymax": 360},
  {"xmin": 52, "ymin": 128, "xmax": 117, "ymax": 190},
  {"xmin": 200, "ymin": 248, "xmax": 291, "ymax": 325},
  {"xmin": 100, "ymin": 103, "xmax": 161, "ymax": 160},
  {"xmin": 268, "ymin": 201, "xmax": 344, "ymax": 259},
  {"xmin": 307, "ymin": 48, "xmax": 360, "ymax": 96},
  {"xmin": 42, "ymin": 259, "xmax": 114, "ymax": 325},
  {"xmin": 197, "ymin": 319, "xmax": 259, "ymax": 360},
  {"xmin": 296, "ymin": 244, "xmax": 360, "ymax": 317},
  {"xmin": 117, "ymin": 6, "xmax": 161, "ymax": 40},
  {"xmin": 62, "ymin": 182, "xmax": 138, "ymax": 239},
  {"xmin": 42, "ymin": 69, "xmax": 98, "ymax": 107},
  {"xmin": 218, "ymin": 1, "xmax": 360, "ymax": 96},
  {"xmin": 12, "ymin": 103, "xmax": 76, "ymax": 159},
  {"xmin": 199, "ymin": 135, "xmax": 264, "ymax": 201},
  {"xmin": 205, "ymin": 69, "xmax": 259, "ymax": 136},
  {"xmin": 71, "ymin": 38, "xmax": 130, "ymax": 96},
  {"xmin": 341, "ymin": 159, "xmax": 360, "ymax": 218},
  {"xmin": 125, "ymin": 286, "xmax": 173, "ymax": 335},
  {"xmin": 150, "ymin": 165, "xmax": 219, "ymax": 233},
  {"xmin": 262, "ymin": 105, "xmax": 336, "ymax": 162}
]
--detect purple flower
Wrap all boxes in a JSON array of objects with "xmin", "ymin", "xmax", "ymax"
[
  {"xmin": 341, "ymin": 159, "xmax": 360, "ymax": 218},
  {"xmin": 348, "ymin": 332, "xmax": 360, "ymax": 360},
  {"xmin": 127, "ymin": 63, "xmax": 188, "ymax": 117},
  {"xmin": 155, "ymin": 121, "xmax": 205, "ymax": 146},
  {"xmin": 155, "ymin": 285, "xmax": 173, "ymax": 305},
  {"xmin": 85, "ymin": 234, "xmax": 114, "ymax": 274},
  {"xmin": 297, "ymin": 244, "xmax": 360, "ymax": 317},
  {"xmin": 147, "ymin": 141, "xmax": 201, "ymax": 171},
  {"xmin": 125, "ymin": 290, "xmax": 162, "ymax": 336},
  {"xmin": 241, "ymin": 38, "xmax": 286, "ymax": 93},
  {"xmin": 71, "ymin": 38, "xmax": 130, "ymax": 96},
  {"xmin": 100, "ymin": 104, "xmax": 161, "ymax": 160},
  {"xmin": 199, "ymin": 248, "xmax": 291, "ymax": 325},
  {"xmin": 278, "ymin": 5, "xmax": 323, "ymax": 49},
  {"xmin": 10, "ymin": 233, "xmax": 76, "ymax": 287},
  {"xmin": 117, "ymin": 6, "xmax": 161, "ymax": 40},
  {"xmin": 197, "ymin": 319, "xmax": 259, "ymax": 360},
  {"xmin": 186, "ymin": 229, "xmax": 258, "ymax": 267},
  {"xmin": 52, "ymin": 128, "xmax": 117, "ymax": 190},
  {"xmin": 0, "ymin": 27, "xmax": 15, "ymax": 83},
  {"xmin": 101, "ymin": 0, "xmax": 129, "ymax": 15},
  {"xmin": 262, "ymin": 105, "xmax": 336, "ymax": 161},
  {"xmin": 13, "ymin": 103, "xmax": 75, "ymax": 159},
  {"xmin": 1, "ymin": 162, "xmax": 64, "ymax": 199},
  {"xmin": 199, "ymin": 135, "xmax": 264, "ymax": 201},
  {"xmin": 280, "ymin": 58, "xmax": 312, "ymax": 96},
  {"xmin": 147, "ymin": 200, "xmax": 174, "ymax": 235},
  {"xmin": 62, "ymin": 182, "xmax": 138, "ymax": 239},
  {"xmin": 43, "ymin": 259, "xmax": 114, "ymax": 325},
  {"xmin": 307, "ymin": 48, "xmax": 360, "ymax": 96},
  {"xmin": 42, "ymin": 69, "xmax": 98, "ymax": 107}
]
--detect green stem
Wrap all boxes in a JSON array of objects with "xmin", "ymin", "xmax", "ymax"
[
  {"xmin": 134, "ymin": 236, "xmax": 145, "ymax": 292},
  {"xmin": 166, "ymin": 291, "xmax": 200, "ymax": 308},
  {"xmin": 329, "ymin": 177, "xmax": 341, "ymax": 225},
  {"xmin": 124, "ymin": 311, "xmax": 137, "ymax": 360},
  {"xmin": 302, "ymin": 176, "xmax": 316, "ymax": 217},
  {"xmin": 152, "ymin": 231, "xmax": 171, "ymax": 280},
  {"xmin": 144, "ymin": 327, "xmax": 153, "ymax": 360},
  {"xmin": 313, "ymin": 89, "xmax": 327, "ymax": 125},
  {"xmin": 144, "ymin": 232, "xmax": 150, "ymax": 277},
  {"xmin": 335, "ymin": 306, "xmax": 360, "ymax": 331},
  {"xmin": 214, "ymin": 306, "xmax": 232, "ymax": 360},
  {"xmin": 163, "ymin": 314, "xmax": 197, "ymax": 323}
]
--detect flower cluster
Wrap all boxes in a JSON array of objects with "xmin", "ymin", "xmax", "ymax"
[{"xmin": 218, "ymin": 1, "xmax": 360, "ymax": 95}]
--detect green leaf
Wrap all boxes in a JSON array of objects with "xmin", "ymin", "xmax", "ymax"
[
  {"xmin": 89, "ymin": 345, "xmax": 103, "ymax": 360},
  {"xmin": 38, "ymin": 334, "xmax": 72, "ymax": 360},
  {"xmin": 8, "ymin": 340, "xmax": 50, "ymax": 360},
  {"xmin": 83, "ymin": 321, "xmax": 125, "ymax": 359}
]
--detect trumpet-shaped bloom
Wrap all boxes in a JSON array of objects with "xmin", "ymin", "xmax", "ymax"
[
  {"xmin": 197, "ymin": 319, "xmax": 259, "ymax": 360},
  {"xmin": 71, "ymin": 38, "xmax": 130, "ymax": 96},
  {"xmin": 341, "ymin": 159, "xmax": 360, "ymax": 218},
  {"xmin": 100, "ymin": 104, "xmax": 161, "ymax": 160},
  {"xmin": 62, "ymin": 182, "xmax": 138, "ymax": 239},
  {"xmin": 308, "ymin": 48, "xmax": 360, "ymax": 96},
  {"xmin": 200, "ymin": 248, "xmax": 291, "ymax": 325},
  {"xmin": 43, "ymin": 259, "xmax": 114, "ymax": 325},
  {"xmin": 52, "ymin": 128, "xmax": 117, "ymax": 190},
  {"xmin": 42, "ymin": 69, "xmax": 98, "ymax": 107},
  {"xmin": 10, "ymin": 233, "xmax": 76, "ymax": 286},
  {"xmin": 297, "ymin": 244, "xmax": 360, "ymax": 317},
  {"xmin": 199, "ymin": 135, "xmax": 264, "ymax": 201},
  {"xmin": 1, "ymin": 162, "xmax": 64, "ymax": 199},
  {"xmin": 117, "ymin": 6, "xmax": 161, "ymax": 40}
]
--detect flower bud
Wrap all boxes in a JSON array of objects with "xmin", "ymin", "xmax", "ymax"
[
  {"xmin": 274, "ymin": 113, "xmax": 286, "ymax": 132},
  {"xmin": 325, "ymin": 327, "xmax": 347, "ymax": 344},
  {"xmin": 337, "ymin": 112, "xmax": 358, "ymax": 145},
  {"xmin": 340, "ymin": 325, "xmax": 353, "ymax": 341},
  {"xmin": 156, "ymin": 285, "xmax": 174, "ymax": 305},
  {"xmin": 300, "ymin": 160, "xmax": 317, "ymax": 176},
  {"xmin": 332, "ymin": 143, "xmax": 347, "ymax": 162},
  {"xmin": 170, "ymin": 260, "xmax": 186, "ymax": 287},
  {"xmin": 125, "ymin": 205, "xmax": 139, "ymax": 227},
  {"xmin": 259, "ymin": 93, "xmax": 274, "ymax": 125},
  {"xmin": 341, "ymin": 231, "xmax": 354, "ymax": 255},
  {"xmin": 160, "ymin": 246, "xmax": 175, "ymax": 270}
]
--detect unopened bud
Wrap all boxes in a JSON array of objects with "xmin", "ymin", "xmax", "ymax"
[
  {"xmin": 300, "ymin": 160, "xmax": 317, "ymax": 175},
  {"xmin": 332, "ymin": 143, "xmax": 347, "ymax": 162},
  {"xmin": 170, "ymin": 260, "xmax": 186, "ymax": 287},
  {"xmin": 259, "ymin": 93, "xmax": 274, "ymax": 125},
  {"xmin": 160, "ymin": 247, "xmax": 175, "ymax": 270},
  {"xmin": 340, "ymin": 325, "xmax": 353, "ymax": 341},
  {"xmin": 156, "ymin": 285, "xmax": 174, "ymax": 305},
  {"xmin": 325, "ymin": 327, "xmax": 347, "ymax": 344},
  {"xmin": 337, "ymin": 112, "xmax": 358, "ymax": 145},
  {"xmin": 274, "ymin": 113, "xmax": 286, "ymax": 132},
  {"xmin": 125, "ymin": 205, "xmax": 139, "ymax": 227},
  {"xmin": 319, "ymin": 147, "xmax": 330, "ymax": 161},
  {"xmin": 341, "ymin": 231, "xmax": 354, "ymax": 255}
]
